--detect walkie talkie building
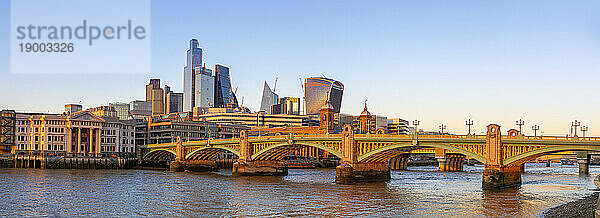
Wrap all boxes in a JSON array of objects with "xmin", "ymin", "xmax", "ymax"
[{"xmin": 304, "ymin": 77, "xmax": 344, "ymax": 115}]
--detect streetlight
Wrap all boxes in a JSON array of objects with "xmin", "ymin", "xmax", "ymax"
[
  {"xmin": 516, "ymin": 119, "xmax": 525, "ymax": 135},
  {"xmin": 465, "ymin": 119, "xmax": 473, "ymax": 135},
  {"xmin": 412, "ymin": 119, "xmax": 420, "ymax": 135},
  {"xmin": 532, "ymin": 125, "xmax": 539, "ymax": 137},
  {"xmin": 439, "ymin": 124, "xmax": 446, "ymax": 135},
  {"xmin": 572, "ymin": 120, "xmax": 581, "ymax": 137},
  {"xmin": 581, "ymin": 126, "xmax": 589, "ymax": 138}
]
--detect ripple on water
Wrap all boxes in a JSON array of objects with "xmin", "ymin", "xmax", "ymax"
[{"xmin": 0, "ymin": 163, "xmax": 597, "ymax": 217}]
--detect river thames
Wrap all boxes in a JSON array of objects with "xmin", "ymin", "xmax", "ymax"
[{"xmin": 0, "ymin": 163, "xmax": 598, "ymax": 217}]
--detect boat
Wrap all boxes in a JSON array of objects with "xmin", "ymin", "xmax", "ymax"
[
  {"xmin": 285, "ymin": 159, "xmax": 316, "ymax": 169},
  {"xmin": 560, "ymin": 158, "xmax": 576, "ymax": 165}
]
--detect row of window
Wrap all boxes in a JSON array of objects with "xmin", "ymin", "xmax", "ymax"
[{"xmin": 16, "ymin": 144, "xmax": 65, "ymax": 151}]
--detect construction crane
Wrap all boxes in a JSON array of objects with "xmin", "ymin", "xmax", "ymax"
[{"xmin": 273, "ymin": 77, "xmax": 278, "ymax": 92}]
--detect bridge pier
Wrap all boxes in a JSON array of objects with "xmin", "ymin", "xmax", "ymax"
[
  {"xmin": 170, "ymin": 160, "xmax": 219, "ymax": 172},
  {"xmin": 482, "ymin": 124, "xmax": 522, "ymax": 189},
  {"xmin": 232, "ymin": 130, "xmax": 287, "ymax": 177},
  {"xmin": 336, "ymin": 162, "xmax": 390, "ymax": 184},
  {"xmin": 335, "ymin": 125, "xmax": 390, "ymax": 184},
  {"xmin": 482, "ymin": 165, "xmax": 522, "ymax": 189},
  {"xmin": 232, "ymin": 160, "xmax": 288, "ymax": 176},
  {"xmin": 389, "ymin": 154, "xmax": 409, "ymax": 170},
  {"xmin": 577, "ymin": 152, "xmax": 590, "ymax": 175},
  {"xmin": 437, "ymin": 154, "xmax": 465, "ymax": 172}
]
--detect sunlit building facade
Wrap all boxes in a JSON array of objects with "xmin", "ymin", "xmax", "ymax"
[
  {"xmin": 259, "ymin": 81, "xmax": 278, "ymax": 113},
  {"xmin": 214, "ymin": 64, "xmax": 238, "ymax": 108},
  {"xmin": 184, "ymin": 39, "xmax": 203, "ymax": 111},
  {"xmin": 304, "ymin": 77, "xmax": 344, "ymax": 115},
  {"xmin": 109, "ymin": 102, "xmax": 130, "ymax": 120},
  {"xmin": 195, "ymin": 66, "xmax": 215, "ymax": 108}
]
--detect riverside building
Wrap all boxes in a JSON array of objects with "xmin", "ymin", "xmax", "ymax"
[{"xmin": 9, "ymin": 106, "xmax": 137, "ymax": 157}]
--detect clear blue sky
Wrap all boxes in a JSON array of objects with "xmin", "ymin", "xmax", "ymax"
[{"xmin": 2, "ymin": 0, "xmax": 600, "ymax": 136}]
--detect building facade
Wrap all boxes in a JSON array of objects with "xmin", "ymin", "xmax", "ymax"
[
  {"xmin": 272, "ymin": 97, "xmax": 300, "ymax": 115},
  {"xmin": 196, "ymin": 112, "xmax": 308, "ymax": 127},
  {"xmin": 387, "ymin": 118, "xmax": 411, "ymax": 135},
  {"xmin": 146, "ymin": 112, "xmax": 249, "ymax": 144},
  {"xmin": 87, "ymin": 105, "xmax": 117, "ymax": 118},
  {"xmin": 11, "ymin": 110, "xmax": 137, "ymax": 157},
  {"xmin": 109, "ymin": 102, "xmax": 131, "ymax": 120},
  {"xmin": 195, "ymin": 66, "xmax": 215, "ymax": 108},
  {"xmin": 304, "ymin": 77, "xmax": 344, "ymax": 115},
  {"xmin": 214, "ymin": 64, "xmax": 238, "ymax": 108},
  {"xmin": 129, "ymin": 100, "xmax": 152, "ymax": 120},
  {"xmin": 146, "ymin": 79, "xmax": 165, "ymax": 115},
  {"xmin": 64, "ymin": 104, "xmax": 82, "ymax": 115},
  {"xmin": 14, "ymin": 112, "xmax": 103, "ymax": 156},
  {"xmin": 0, "ymin": 110, "xmax": 16, "ymax": 153},
  {"xmin": 183, "ymin": 39, "xmax": 203, "ymax": 111},
  {"xmin": 166, "ymin": 92, "xmax": 184, "ymax": 114},
  {"xmin": 259, "ymin": 81, "xmax": 279, "ymax": 113},
  {"xmin": 100, "ymin": 118, "xmax": 135, "ymax": 154}
]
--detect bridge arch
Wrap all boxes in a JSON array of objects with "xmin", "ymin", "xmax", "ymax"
[
  {"xmin": 358, "ymin": 142, "xmax": 486, "ymax": 163},
  {"xmin": 503, "ymin": 145, "xmax": 600, "ymax": 166},
  {"xmin": 142, "ymin": 148, "xmax": 176, "ymax": 160},
  {"xmin": 251, "ymin": 141, "xmax": 343, "ymax": 160},
  {"xmin": 184, "ymin": 146, "xmax": 241, "ymax": 160}
]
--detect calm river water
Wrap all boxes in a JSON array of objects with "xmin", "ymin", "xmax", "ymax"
[{"xmin": 0, "ymin": 163, "xmax": 598, "ymax": 217}]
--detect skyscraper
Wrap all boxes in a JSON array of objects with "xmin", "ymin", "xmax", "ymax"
[
  {"xmin": 259, "ymin": 81, "xmax": 278, "ymax": 113},
  {"xmin": 166, "ymin": 92, "xmax": 184, "ymax": 114},
  {"xmin": 195, "ymin": 66, "xmax": 214, "ymax": 108},
  {"xmin": 183, "ymin": 39, "xmax": 202, "ymax": 111},
  {"xmin": 304, "ymin": 77, "xmax": 344, "ymax": 115},
  {"xmin": 146, "ymin": 79, "xmax": 164, "ymax": 115},
  {"xmin": 214, "ymin": 64, "xmax": 237, "ymax": 108}
]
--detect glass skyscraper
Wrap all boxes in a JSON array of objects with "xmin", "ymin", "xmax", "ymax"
[
  {"xmin": 259, "ymin": 81, "xmax": 279, "ymax": 113},
  {"xmin": 214, "ymin": 64, "xmax": 237, "ymax": 108},
  {"xmin": 304, "ymin": 77, "xmax": 344, "ymax": 115},
  {"xmin": 183, "ymin": 39, "xmax": 202, "ymax": 111}
]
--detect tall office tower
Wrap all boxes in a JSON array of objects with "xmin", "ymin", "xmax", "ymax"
[
  {"xmin": 194, "ymin": 66, "xmax": 215, "ymax": 108},
  {"xmin": 259, "ymin": 81, "xmax": 279, "ymax": 113},
  {"xmin": 164, "ymin": 85, "xmax": 171, "ymax": 112},
  {"xmin": 183, "ymin": 39, "xmax": 203, "ymax": 112},
  {"xmin": 109, "ymin": 102, "xmax": 131, "ymax": 120},
  {"xmin": 214, "ymin": 64, "xmax": 238, "ymax": 108},
  {"xmin": 146, "ymin": 79, "xmax": 164, "ymax": 115},
  {"xmin": 166, "ymin": 92, "xmax": 184, "ymax": 113},
  {"xmin": 304, "ymin": 77, "xmax": 344, "ymax": 115}
]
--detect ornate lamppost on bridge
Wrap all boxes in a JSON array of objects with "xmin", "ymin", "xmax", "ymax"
[
  {"xmin": 532, "ymin": 125, "xmax": 540, "ymax": 138},
  {"xmin": 439, "ymin": 124, "xmax": 446, "ymax": 135},
  {"xmin": 581, "ymin": 126, "xmax": 589, "ymax": 138},
  {"xmin": 516, "ymin": 119, "xmax": 525, "ymax": 135},
  {"xmin": 572, "ymin": 120, "xmax": 581, "ymax": 137},
  {"xmin": 465, "ymin": 119, "xmax": 473, "ymax": 135},
  {"xmin": 412, "ymin": 119, "xmax": 420, "ymax": 136}
]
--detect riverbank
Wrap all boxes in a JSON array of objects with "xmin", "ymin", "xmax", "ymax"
[{"xmin": 543, "ymin": 192, "xmax": 598, "ymax": 218}]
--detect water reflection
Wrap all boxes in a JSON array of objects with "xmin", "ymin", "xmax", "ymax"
[{"xmin": 0, "ymin": 163, "xmax": 598, "ymax": 217}]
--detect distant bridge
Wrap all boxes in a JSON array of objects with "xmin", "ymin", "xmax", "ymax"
[{"xmin": 140, "ymin": 124, "xmax": 600, "ymax": 189}]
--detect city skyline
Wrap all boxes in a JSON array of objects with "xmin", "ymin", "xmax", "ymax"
[{"xmin": 2, "ymin": 0, "xmax": 600, "ymax": 136}]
